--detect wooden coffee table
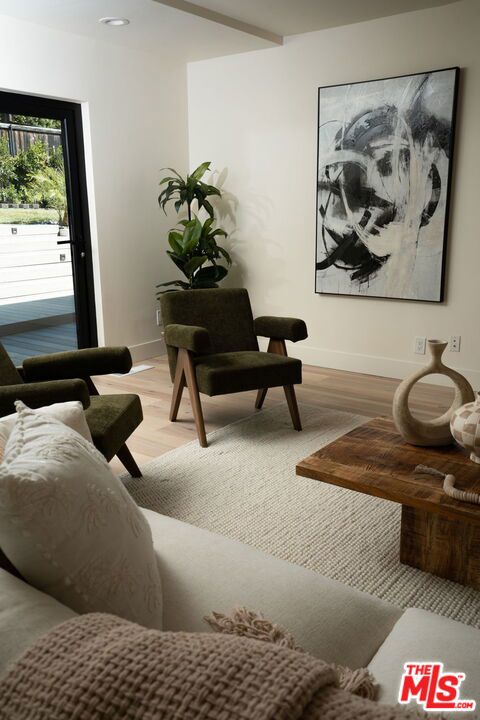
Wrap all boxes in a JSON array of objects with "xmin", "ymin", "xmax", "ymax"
[{"xmin": 296, "ymin": 417, "xmax": 480, "ymax": 589}]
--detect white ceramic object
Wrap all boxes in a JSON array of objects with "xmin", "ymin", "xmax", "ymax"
[
  {"xmin": 450, "ymin": 392, "xmax": 480, "ymax": 464},
  {"xmin": 393, "ymin": 339, "xmax": 475, "ymax": 446}
]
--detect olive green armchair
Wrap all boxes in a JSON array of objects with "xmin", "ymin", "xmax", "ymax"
[
  {"xmin": 160, "ymin": 288, "xmax": 308, "ymax": 447},
  {"xmin": 0, "ymin": 343, "xmax": 143, "ymax": 477}
]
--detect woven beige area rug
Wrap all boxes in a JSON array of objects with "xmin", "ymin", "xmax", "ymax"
[{"xmin": 123, "ymin": 404, "xmax": 480, "ymax": 627}]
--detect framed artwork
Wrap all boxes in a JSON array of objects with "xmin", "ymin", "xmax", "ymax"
[{"xmin": 315, "ymin": 67, "xmax": 459, "ymax": 302}]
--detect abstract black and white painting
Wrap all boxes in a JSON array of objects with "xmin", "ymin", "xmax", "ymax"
[{"xmin": 315, "ymin": 68, "xmax": 458, "ymax": 302}]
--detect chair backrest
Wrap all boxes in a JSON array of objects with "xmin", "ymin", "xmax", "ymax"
[
  {"xmin": 160, "ymin": 288, "xmax": 259, "ymax": 378},
  {"xmin": 0, "ymin": 343, "xmax": 23, "ymax": 386}
]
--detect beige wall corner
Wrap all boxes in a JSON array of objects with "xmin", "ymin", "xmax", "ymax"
[{"xmin": 187, "ymin": 0, "xmax": 480, "ymax": 383}]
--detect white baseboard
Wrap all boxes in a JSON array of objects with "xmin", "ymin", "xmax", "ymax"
[
  {"xmin": 291, "ymin": 343, "xmax": 480, "ymax": 390},
  {"xmin": 129, "ymin": 337, "xmax": 166, "ymax": 362},
  {"xmin": 128, "ymin": 337, "xmax": 479, "ymax": 389}
]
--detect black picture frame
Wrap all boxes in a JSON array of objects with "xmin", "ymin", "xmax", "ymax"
[{"xmin": 315, "ymin": 67, "xmax": 460, "ymax": 303}]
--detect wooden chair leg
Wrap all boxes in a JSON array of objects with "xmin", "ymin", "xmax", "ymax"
[
  {"xmin": 254, "ymin": 338, "xmax": 288, "ymax": 410},
  {"xmin": 170, "ymin": 363, "xmax": 186, "ymax": 421},
  {"xmin": 283, "ymin": 385, "xmax": 302, "ymax": 431},
  {"xmin": 255, "ymin": 388, "xmax": 268, "ymax": 409},
  {"xmin": 178, "ymin": 348, "xmax": 208, "ymax": 448},
  {"xmin": 117, "ymin": 444, "xmax": 142, "ymax": 478}
]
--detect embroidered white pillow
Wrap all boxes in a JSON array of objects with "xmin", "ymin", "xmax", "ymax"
[
  {"xmin": 0, "ymin": 402, "xmax": 162, "ymax": 629},
  {"xmin": 0, "ymin": 400, "xmax": 92, "ymax": 462}
]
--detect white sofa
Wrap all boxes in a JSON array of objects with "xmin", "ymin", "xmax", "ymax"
[{"xmin": 1, "ymin": 507, "xmax": 479, "ymax": 717}]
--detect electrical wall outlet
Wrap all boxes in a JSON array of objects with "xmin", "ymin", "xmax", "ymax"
[
  {"xmin": 156, "ymin": 308, "xmax": 163, "ymax": 327},
  {"xmin": 414, "ymin": 336, "xmax": 426, "ymax": 355},
  {"xmin": 450, "ymin": 335, "xmax": 461, "ymax": 352}
]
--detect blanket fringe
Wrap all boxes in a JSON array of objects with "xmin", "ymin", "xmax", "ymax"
[
  {"xmin": 334, "ymin": 664, "xmax": 377, "ymax": 700},
  {"xmin": 204, "ymin": 606, "xmax": 377, "ymax": 699},
  {"xmin": 204, "ymin": 607, "xmax": 303, "ymax": 652}
]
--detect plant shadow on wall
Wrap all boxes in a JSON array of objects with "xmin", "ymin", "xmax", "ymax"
[
  {"xmin": 206, "ymin": 167, "xmax": 285, "ymax": 302},
  {"xmin": 156, "ymin": 162, "xmax": 232, "ymax": 294},
  {"xmin": 206, "ymin": 167, "xmax": 244, "ymax": 288}
]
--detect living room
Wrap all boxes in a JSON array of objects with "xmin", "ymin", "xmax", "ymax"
[{"xmin": 0, "ymin": 0, "xmax": 479, "ymax": 717}]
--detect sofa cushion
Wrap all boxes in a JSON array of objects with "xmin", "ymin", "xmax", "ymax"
[
  {"xmin": 0, "ymin": 569, "xmax": 76, "ymax": 677},
  {"xmin": 195, "ymin": 351, "xmax": 302, "ymax": 396},
  {"xmin": 141, "ymin": 507, "xmax": 402, "ymax": 669},
  {"xmin": 368, "ymin": 608, "xmax": 480, "ymax": 715},
  {"xmin": 0, "ymin": 403, "xmax": 162, "ymax": 629},
  {"xmin": 0, "ymin": 400, "xmax": 92, "ymax": 461}
]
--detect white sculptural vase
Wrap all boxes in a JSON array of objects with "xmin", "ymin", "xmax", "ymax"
[
  {"xmin": 450, "ymin": 392, "xmax": 480, "ymax": 464},
  {"xmin": 393, "ymin": 339, "xmax": 475, "ymax": 446}
]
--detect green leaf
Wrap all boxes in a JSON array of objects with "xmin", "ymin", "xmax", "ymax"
[
  {"xmin": 213, "ymin": 265, "xmax": 228, "ymax": 281},
  {"xmin": 168, "ymin": 232, "xmax": 183, "ymax": 254},
  {"xmin": 156, "ymin": 279, "xmax": 190, "ymax": 288},
  {"xmin": 158, "ymin": 189, "xmax": 174, "ymax": 213},
  {"xmin": 218, "ymin": 247, "xmax": 232, "ymax": 265},
  {"xmin": 159, "ymin": 176, "xmax": 180, "ymax": 185},
  {"xmin": 166, "ymin": 252, "xmax": 189, "ymax": 276},
  {"xmin": 199, "ymin": 182, "xmax": 221, "ymax": 197},
  {"xmin": 195, "ymin": 264, "xmax": 228, "ymax": 282},
  {"xmin": 190, "ymin": 161, "xmax": 211, "ymax": 181},
  {"xmin": 201, "ymin": 199, "xmax": 214, "ymax": 218},
  {"xmin": 179, "ymin": 219, "xmax": 194, "ymax": 248},
  {"xmin": 184, "ymin": 256, "xmax": 207, "ymax": 276},
  {"xmin": 160, "ymin": 167, "xmax": 184, "ymax": 180},
  {"xmin": 183, "ymin": 217, "xmax": 202, "ymax": 253}
]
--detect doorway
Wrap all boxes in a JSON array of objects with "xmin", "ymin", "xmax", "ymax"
[{"xmin": 0, "ymin": 91, "xmax": 97, "ymax": 365}]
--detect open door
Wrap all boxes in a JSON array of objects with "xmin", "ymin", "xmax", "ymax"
[{"xmin": 0, "ymin": 91, "xmax": 97, "ymax": 365}]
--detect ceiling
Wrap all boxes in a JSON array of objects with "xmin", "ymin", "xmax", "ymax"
[
  {"xmin": 0, "ymin": 0, "xmax": 463, "ymax": 62},
  {"xmin": 0, "ymin": 0, "xmax": 270, "ymax": 61},
  {"xmin": 158, "ymin": 0, "xmax": 463, "ymax": 38}
]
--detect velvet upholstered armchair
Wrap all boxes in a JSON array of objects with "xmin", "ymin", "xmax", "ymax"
[
  {"xmin": 160, "ymin": 288, "xmax": 308, "ymax": 447},
  {"xmin": 0, "ymin": 343, "xmax": 143, "ymax": 477}
]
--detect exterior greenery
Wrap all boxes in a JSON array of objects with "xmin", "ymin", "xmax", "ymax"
[
  {"xmin": 0, "ymin": 135, "xmax": 66, "ymax": 224},
  {"xmin": 157, "ymin": 162, "xmax": 231, "ymax": 293},
  {"xmin": 0, "ymin": 208, "xmax": 58, "ymax": 225},
  {"xmin": 0, "ymin": 114, "xmax": 61, "ymax": 130}
]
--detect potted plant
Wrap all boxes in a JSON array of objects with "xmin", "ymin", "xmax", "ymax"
[{"xmin": 156, "ymin": 162, "xmax": 231, "ymax": 294}]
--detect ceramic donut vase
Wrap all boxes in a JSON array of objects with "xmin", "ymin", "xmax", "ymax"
[{"xmin": 393, "ymin": 339, "xmax": 475, "ymax": 446}]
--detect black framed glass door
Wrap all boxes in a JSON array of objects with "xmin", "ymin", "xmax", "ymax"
[{"xmin": 0, "ymin": 91, "xmax": 97, "ymax": 365}]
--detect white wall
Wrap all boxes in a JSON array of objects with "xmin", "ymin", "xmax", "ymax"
[
  {"xmin": 0, "ymin": 15, "xmax": 188, "ymax": 359},
  {"xmin": 188, "ymin": 0, "xmax": 480, "ymax": 387}
]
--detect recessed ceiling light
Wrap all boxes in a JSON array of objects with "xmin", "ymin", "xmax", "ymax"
[{"xmin": 99, "ymin": 17, "xmax": 130, "ymax": 27}]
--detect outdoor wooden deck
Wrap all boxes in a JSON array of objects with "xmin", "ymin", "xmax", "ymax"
[
  {"xmin": 0, "ymin": 295, "xmax": 76, "ymax": 365},
  {"xmin": 0, "ymin": 322, "xmax": 77, "ymax": 366}
]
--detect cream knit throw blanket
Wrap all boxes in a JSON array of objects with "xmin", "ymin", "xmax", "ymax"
[{"xmin": 0, "ymin": 613, "xmax": 425, "ymax": 720}]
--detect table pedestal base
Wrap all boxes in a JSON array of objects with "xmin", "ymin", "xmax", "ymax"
[{"xmin": 400, "ymin": 505, "xmax": 480, "ymax": 590}]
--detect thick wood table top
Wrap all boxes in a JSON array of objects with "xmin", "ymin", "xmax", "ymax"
[{"xmin": 296, "ymin": 417, "xmax": 480, "ymax": 526}]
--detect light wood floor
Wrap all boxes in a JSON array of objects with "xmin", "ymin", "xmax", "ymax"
[{"xmin": 93, "ymin": 355, "xmax": 454, "ymax": 475}]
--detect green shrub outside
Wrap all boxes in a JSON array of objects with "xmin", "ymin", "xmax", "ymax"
[
  {"xmin": 0, "ymin": 135, "xmax": 66, "ymax": 219},
  {"xmin": 0, "ymin": 208, "xmax": 59, "ymax": 225}
]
